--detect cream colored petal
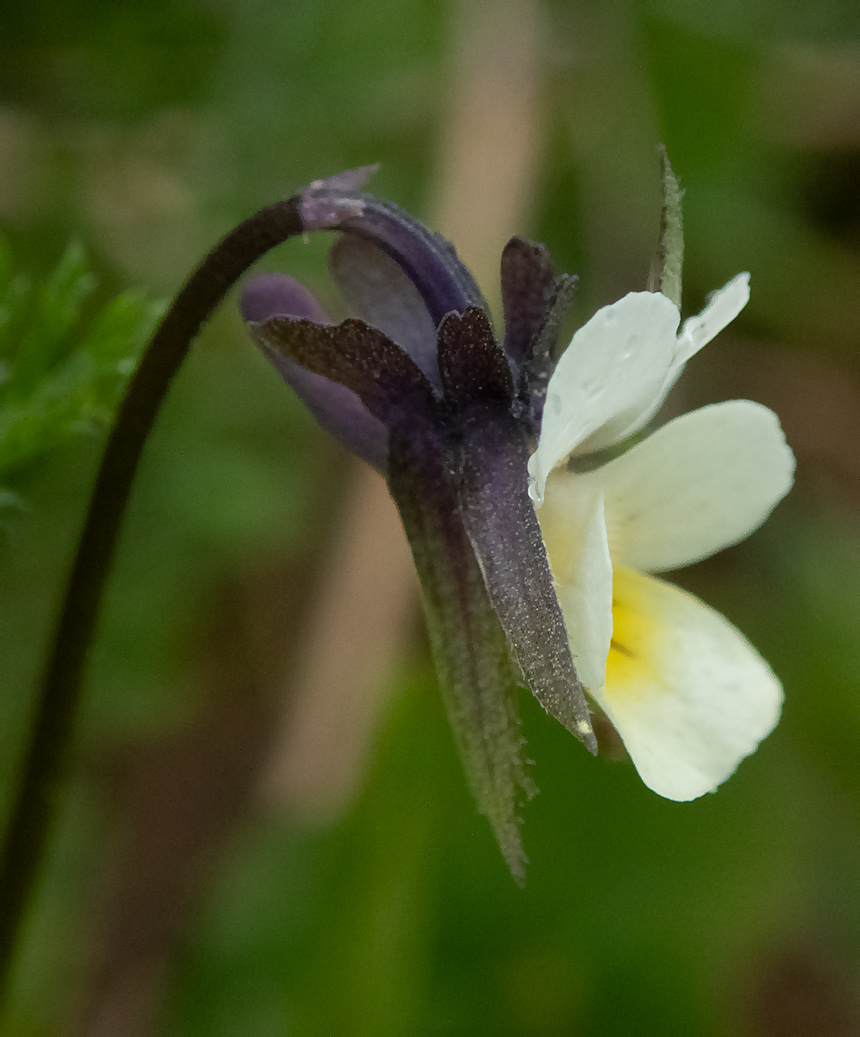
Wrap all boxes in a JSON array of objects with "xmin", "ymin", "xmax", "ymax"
[
  {"xmin": 675, "ymin": 272, "xmax": 750, "ymax": 367},
  {"xmin": 591, "ymin": 400, "xmax": 795, "ymax": 573},
  {"xmin": 529, "ymin": 292, "xmax": 679, "ymax": 503},
  {"xmin": 592, "ymin": 567, "xmax": 782, "ymax": 801},
  {"xmin": 538, "ymin": 474, "xmax": 613, "ymax": 692},
  {"xmin": 592, "ymin": 273, "xmax": 752, "ymax": 449}
]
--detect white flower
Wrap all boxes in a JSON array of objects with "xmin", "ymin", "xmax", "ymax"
[{"xmin": 528, "ymin": 274, "xmax": 795, "ymax": 800}]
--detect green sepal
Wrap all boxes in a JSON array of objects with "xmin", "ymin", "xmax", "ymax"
[{"xmin": 648, "ymin": 146, "xmax": 684, "ymax": 310}]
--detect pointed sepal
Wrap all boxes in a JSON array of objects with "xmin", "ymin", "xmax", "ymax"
[
  {"xmin": 500, "ymin": 237, "xmax": 556, "ymax": 368},
  {"xmin": 518, "ymin": 273, "xmax": 577, "ymax": 438},
  {"xmin": 647, "ymin": 146, "xmax": 684, "ymax": 309},
  {"xmin": 449, "ymin": 411, "xmax": 596, "ymax": 753},
  {"xmin": 242, "ymin": 273, "xmax": 389, "ymax": 470},
  {"xmin": 249, "ymin": 315, "xmax": 434, "ymax": 427},
  {"xmin": 387, "ymin": 417, "xmax": 535, "ymax": 882},
  {"xmin": 437, "ymin": 306, "xmax": 513, "ymax": 406},
  {"xmin": 436, "ymin": 310, "xmax": 596, "ymax": 752}
]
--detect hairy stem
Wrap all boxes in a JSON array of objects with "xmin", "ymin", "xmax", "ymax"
[{"xmin": 0, "ymin": 196, "xmax": 304, "ymax": 1002}]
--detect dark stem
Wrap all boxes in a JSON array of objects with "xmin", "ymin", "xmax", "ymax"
[{"xmin": 0, "ymin": 196, "xmax": 305, "ymax": 1004}]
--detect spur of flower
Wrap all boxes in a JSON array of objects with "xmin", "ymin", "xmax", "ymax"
[{"xmin": 240, "ymin": 164, "xmax": 793, "ymax": 879}]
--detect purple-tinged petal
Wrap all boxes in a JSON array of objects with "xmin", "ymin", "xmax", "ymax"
[
  {"xmin": 242, "ymin": 273, "xmax": 389, "ymax": 471},
  {"xmin": 343, "ymin": 198, "xmax": 488, "ymax": 326},
  {"xmin": 330, "ymin": 235, "xmax": 440, "ymax": 387},
  {"xmin": 449, "ymin": 401, "xmax": 596, "ymax": 752},
  {"xmin": 261, "ymin": 343, "xmax": 389, "ymax": 472},
  {"xmin": 387, "ymin": 411, "xmax": 534, "ymax": 883},
  {"xmin": 241, "ymin": 271, "xmax": 331, "ymax": 325},
  {"xmin": 298, "ymin": 173, "xmax": 489, "ymax": 329}
]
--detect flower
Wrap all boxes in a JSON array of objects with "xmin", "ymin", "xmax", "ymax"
[
  {"xmin": 242, "ymin": 168, "xmax": 590, "ymax": 881},
  {"xmin": 240, "ymin": 166, "xmax": 793, "ymax": 877},
  {"xmin": 529, "ymin": 279, "xmax": 795, "ymax": 800}
]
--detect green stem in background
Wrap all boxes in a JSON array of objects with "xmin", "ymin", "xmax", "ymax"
[{"xmin": 0, "ymin": 196, "xmax": 305, "ymax": 1005}]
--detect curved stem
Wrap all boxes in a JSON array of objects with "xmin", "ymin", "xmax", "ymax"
[{"xmin": 0, "ymin": 197, "xmax": 304, "ymax": 1001}]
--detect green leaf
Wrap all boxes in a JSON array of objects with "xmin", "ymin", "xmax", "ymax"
[
  {"xmin": 0, "ymin": 238, "xmax": 161, "ymax": 487},
  {"xmin": 5, "ymin": 242, "xmax": 97, "ymax": 401},
  {"xmin": 0, "ymin": 239, "xmax": 32, "ymax": 365}
]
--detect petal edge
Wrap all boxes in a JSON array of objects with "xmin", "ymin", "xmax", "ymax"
[
  {"xmin": 593, "ymin": 568, "xmax": 782, "ymax": 801},
  {"xmin": 593, "ymin": 400, "xmax": 795, "ymax": 573}
]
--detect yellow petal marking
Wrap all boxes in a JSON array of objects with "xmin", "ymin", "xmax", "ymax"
[{"xmin": 604, "ymin": 566, "xmax": 665, "ymax": 701}]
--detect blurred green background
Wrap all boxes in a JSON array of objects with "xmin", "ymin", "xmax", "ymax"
[{"xmin": 2, "ymin": 0, "xmax": 860, "ymax": 1033}]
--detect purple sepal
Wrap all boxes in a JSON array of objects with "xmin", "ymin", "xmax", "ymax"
[
  {"xmin": 518, "ymin": 273, "xmax": 577, "ymax": 438},
  {"xmin": 433, "ymin": 305, "xmax": 592, "ymax": 746},
  {"xmin": 257, "ymin": 330, "xmax": 390, "ymax": 472},
  {"xmin": 500, "ymin": 238, "xmax": 556, "ymax": 368},
  {"xmin": 499, "ymin": 238, "xmax": 577, "ymax": 438},
  {"xmin": 448, "ymin": 404, "xmax": 596, "ymax": 751},
  {"xmin": 437, "ymin": 307, "xmax": 513, "ymax": 407},
  {"xmin": 249, "ymin": 314, "xmax": 435, "ymax": 430},
  {"xmin": 242, "ymin": 273, "xmax": 390, "ymax": 472},
  {"xmin": 387, "ymin": 413, "xmax": 535, "ymax": 882}
]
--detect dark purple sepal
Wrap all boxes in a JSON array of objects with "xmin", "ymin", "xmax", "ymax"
[
  {"xmin": 499, "ymin": 237, "xmax": 578, "ymax": 438},
  {"xmin": 386, "ymin": 414, "xmax": 535, "ymax": 883},
  {"xmin": 518, "ymin": 272, "xmax": 577, "ymax": 437},
  {"xmin": 242, "ymin": 273, "xmax": 390, "ymax": 471},
  {"xmin": 250, "ymin": 315, "xmax": 435, "ymax": 430},
  {"xmin": 436, "ymin": 307, "xmax": 513, "ymax": 406},
  {"xmin": 329, "ymin": 235, "xmax": 440, "ymax": 388},
  {"xmin": 500, "ymin": 237, "xmax": 557, "ymax": 368},
  {"xmin": 449, "ymin": 408, "xmax": 596, "ymax": 752},
  {"xmin": 434, "ymin": 308, "xmax": 593, "ymax": 746},
  {"xmin": 251, "ymin": 318, "xmax": 390, "ymax": 472}
]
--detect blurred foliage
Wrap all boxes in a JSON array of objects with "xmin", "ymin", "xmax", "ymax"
[
  {"xmin": 1, "ymin": 0, "xmax": 860, "ymax": 1034},
  {"xmin": 0, "ymin": 238, "xmax": 161, "ymax": 499}
]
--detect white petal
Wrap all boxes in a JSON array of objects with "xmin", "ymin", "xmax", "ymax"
[
  {"xmin": 589, "ymin": 400, "xmax": 795, "ymax": 572},
  {"xmin": 537, "ymin": 475, "xmax": 613, "ymax": 691},
  {"xmin": 593, "ymin": 273, "xmax": 752, "ymax": 449},
  {"xmin": 529, "ymin": 292, "xmax": 679, "ymax": 503},
  {"xmin": 675, "ymin": 272, "xmax": 750, "ymax": 367},
  {"xmin": 592, "ymin": 567, "xmax": 782, "ymax": 800}
]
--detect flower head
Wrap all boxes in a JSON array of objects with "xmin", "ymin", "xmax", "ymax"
[
  {"xmin": 241, "ymin": 165, "xmax": 793, "ymax": 878},
  {"xmin": 531, "ymin": 283, "xmax": 794, "ymax": 799}
]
